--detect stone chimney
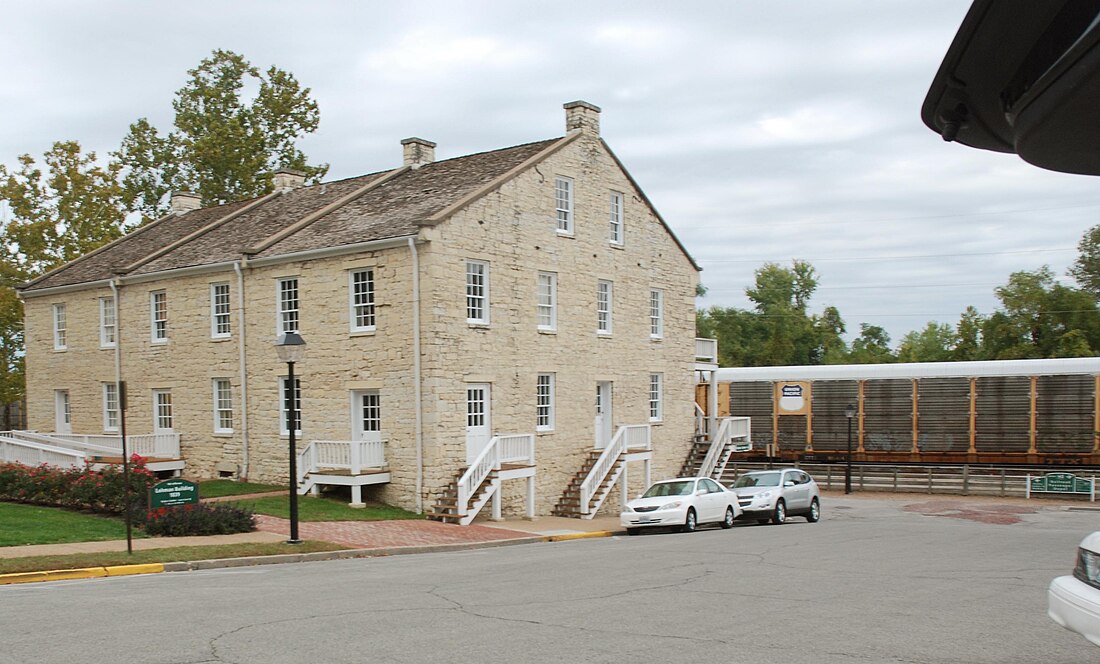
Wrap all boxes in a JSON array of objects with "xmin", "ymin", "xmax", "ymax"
[
  {"xmin": 401, "ymin": 137, "xmax": 436, "ymax": 168},
  {"xmin": 564, "ymin": 100, "xmax": 601, "ymax": 136},
  {"xmin": 169, "ymin": 191, "xmax": 202, "ymax": 215},
  {"xmin": 273, "ymin": 168, "xmax": 307, "ymax": 193}
]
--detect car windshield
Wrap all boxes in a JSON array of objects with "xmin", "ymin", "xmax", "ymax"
[
  {"xmin": 641, "ymin": 481, "xmax": 694, "ymax": 498},
  {"xmin": 732, "ymin": 472, "xmax": 781, "ymax": 488}
]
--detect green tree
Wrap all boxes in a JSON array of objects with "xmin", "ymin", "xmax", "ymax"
[
  {"xmin": 1070, "ymin": 224, "xmax": 1100, "ymax": 299},
  {"xmin": 847, "ymin": 323, "xmax": 895, "ymax": 364},
  {"xmin": 812, "ymin": 305, "xmax": 848, "ymax": 364},
  {"xmin": 897, "ymin": 322, "xmax": 956, "ymax": 362},
  {"xmin": 981, "ymin": 266, "xmax": 1100, "ymax": 358},
  {"xmin": 115, "ymin": 49, "xmax": 327, "ymax": 220},
  {"xmin": 745, "ymin": 260, "xmax": 821, "ymax": 365},
  {"xmin": 953, "ymin": 306, "xmax": 985, "ymax": 361}
]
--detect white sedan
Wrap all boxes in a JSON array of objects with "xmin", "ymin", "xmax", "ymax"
[
  {"xmin": 620, "ymin": 477, "xmax": 741, "ymax": 535},
  {"xmin": 1049, "ymin": 531, "xmax": 1100, "ymax": 647}
]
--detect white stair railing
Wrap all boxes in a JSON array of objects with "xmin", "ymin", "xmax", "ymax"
[
  {"xmin": 579, "ymin": 424, "xmax": 650, "ymax": 516},
  {"xmin": 697, "ymin": 417, "xmax": 752, "ymax": 479},
  {"xmin": 457, "ymin": 438, "xmax": 501, "ymax": 518},
  {"xmin": 0, "ymin": 434, "xmax": 86, "ymax": 468},
  {"xmin": 28, "ymin": 431, "xmax": 181, "ymax": 458}
]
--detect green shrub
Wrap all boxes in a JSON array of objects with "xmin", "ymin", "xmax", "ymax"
[
  {"xmin": 0, "ymin": 457, "xmax": 156, "ymax": 515},
  {"xmin": 143, "ymin": 503, "xmax": 256, "ymax": 537}
]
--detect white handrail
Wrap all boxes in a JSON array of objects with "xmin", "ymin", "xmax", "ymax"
[
  {"xmin": 457, "ymin": 437, "xmax": 501, "ymax": 517},
  {"xmin": 579, "ymin": 425, "xmax": 650, "ymax": 515},
  {"xmin": 697, "ymin": 417, "xmax": 752, "ymax": 478},
  {"xmin": 29, "ymin": 431, "xmax": 181, "ymax": 458},
  {"xmin": 0, "ymin": 435, "xmax": 86, "ymax": 468}
]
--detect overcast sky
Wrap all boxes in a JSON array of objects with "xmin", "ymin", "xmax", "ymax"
[{"xmin": 4, "ymin": 1, "xmax": 1099, "ymax": 344}]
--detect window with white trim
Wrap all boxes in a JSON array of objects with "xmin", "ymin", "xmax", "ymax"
[
  {"xmin": 555, "ymin": 176, "xmax": 574, "ymax": 235},
  {"xmin": 536, "ymin": 373, "xmax": 555, "ymax": 431},
  {"xmin": 280, "ymin": 376, "xmax": 302, "ymax": 435},
  {"xmin": 213, "ymin": 379, "xmax": 233, "ymax": 433},
  {"xmin": 150, "ymin": 291, "xmax": 168, "ymax": 343},
  {"xmin": 103, "ymin": 382, "xmax": 120, "ymax": 432},
  {"xmin": 597, "ymin": 280, "xmax": 613, "ymax": 335},
  {"xmin": 536, "ymin": 271, "xmax": 557, "ymax": 331},
  {"xmin": 278, "ymin": 278, "xmax": 299, "ymax": 334},
  {"xmin": 466, "ymin": 260, "xmax": 489, "ymax": 324},
  {"xmin": 649, "ymin": 289, "xmax": 664, "ymax": 339},
  {"xmin": 350, "ymin": 269, "xmax": 376, "ymax": 332},
  {"xmin": 99, "ymin": 297, "xmax": 116, "ymax": 348},
  {"xmin": 609, "ymin": 191, "xmax": 624, "ymax": 245},
  {"xmin": 211, "ymin": 283, "xmax": 231, "ymax": 338},
  {"xmin": 53, "ymin": 303, "xmax": 67, "ymax": 350},
  {"xmin": 359, "ymin": 391, "xmax": 381, "ymax": 437},
  {"xmin": 153, "ymin": 390, "xmax": 173, "ymax": 431},
  {"xmin": 649, "ymin": 373, "xmax": 663, "ymax": 422}
]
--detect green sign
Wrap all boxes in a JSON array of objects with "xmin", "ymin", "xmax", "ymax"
[
  {"xmin": 150, "ymin": 479, "xmax": 200, "ymax": 509},
  {"xmin": 1030, "ymin": 473, "xmax": 1093, "ymax": 494}
]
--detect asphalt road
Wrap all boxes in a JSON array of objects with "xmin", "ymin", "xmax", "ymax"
[{"xmin": 3, "ymin": 496, "xmax": 1097, "ymax": 663}]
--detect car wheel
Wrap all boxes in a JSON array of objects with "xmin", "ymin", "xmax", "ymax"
[
  {"xmin": 771, "ymin": 499, "xmax": 786, "ymax": 525},
  {"xmin": 720, "ymin": 506, "xmax": 735, "ymax": 529},
  {"xmin": 682, "ymin": 508, "xmax": 697, "ymax": 533},
  {"xmin": 626, "ymin": 528, "xmax": 639, "ymax": 536},
  {"xmin": 807, "ymin": 498, "xmax": 821, "ymax": 523}
]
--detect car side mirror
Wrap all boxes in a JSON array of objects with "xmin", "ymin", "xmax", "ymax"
[
  {"xmin": 784, "ymin": 481, "xmax": 795, "ymax": 487},
  {"xmin": 696, "ymin": 489, "xmax": 707, "ymax": 496}
]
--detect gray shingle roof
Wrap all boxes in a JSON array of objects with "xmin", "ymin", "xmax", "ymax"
[{"xmin": 23, "ymin": 138, "xmax": 560, "ymax": 292}]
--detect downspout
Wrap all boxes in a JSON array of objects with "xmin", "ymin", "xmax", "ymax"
[
  {"xmin": 235, "ymin": 261, "xmax": 251, "ymax": 479},
  {"xmin": 408, "ymin": 237, "xmax": 423, "ymax": 513},
  {"xmin": 109, "ymin": 279, "xmax": 122, "ymax": 402}
]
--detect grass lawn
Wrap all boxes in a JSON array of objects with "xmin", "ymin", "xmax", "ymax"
[
  {"xmin": 228, "ymin": 494, "xmax": 419, "ymax": 521},
  {"xmin": 0, "ymin": 541, "xmax": 348, "ymax": 575},
  {"xmin": 0, "ymin": 503, "xmax": 147, "ymax": 547},
  {"xmin": 197, "ymin": 479, "xmax": 286, "ymax": 498}
]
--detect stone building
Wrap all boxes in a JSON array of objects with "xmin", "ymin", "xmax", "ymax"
[{"xmin": 18, "ymin": 101, "xmax": 701, "ymax": 520}]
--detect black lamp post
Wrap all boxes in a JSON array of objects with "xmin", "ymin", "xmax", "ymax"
[
  {"xmin": 276, "ymin": 332, "xmax": 306, "ymax": 545},
  {"xmin": 845, "ymin": 403, "xmax": 855, "ymax": 495}
]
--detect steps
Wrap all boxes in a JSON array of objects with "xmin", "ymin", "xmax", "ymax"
[
  {"xmin": 425, "ymin": 469, "xmax": 498, "ymax": 524},
  {"xmin": 552, "ymin": 450, "xmax": 624, "ymax": 518},
  {"xmin": 679, "ymin": 434, "xmax": 710, "ymax": 477}
]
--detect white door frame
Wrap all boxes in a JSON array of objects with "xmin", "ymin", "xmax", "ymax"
[
  {"xmin": 54, "ymin": 390, "xmax": 71, "ymax": 434},
  {"xmin": 350, "ymin": 390, "xmax": 382, "ymax": 442},
  {"xmin": 465, "ymin": 383, "xmax": 492, "ymax": 465},
  {"xmin": 594, "ymin": 381, "xmax": 613, "ymax": 449}
]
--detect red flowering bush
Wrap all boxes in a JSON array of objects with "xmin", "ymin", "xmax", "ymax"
[
  {"xmin": 143, "ymin": 503, "xmax": 255, "ymax": 536},
  {"xmin": 0, "ymin": 455, "xmax": 156, "ymax": 515}
]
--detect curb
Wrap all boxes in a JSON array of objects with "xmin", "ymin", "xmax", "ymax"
[{"xmin": 0, "ymin": 530, "xmax": 621, "ymax": 586}]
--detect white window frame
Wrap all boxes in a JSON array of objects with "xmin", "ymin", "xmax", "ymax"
[
  {"xmin": 103, "ymin": 383, "xmax": 120, "ymax": 432},
  {"xmin": 150, "ymin": 290, "xmax": 168, "ymax": 343},
  {"xmin": 280, "ymin": 376, "xmax": 302, "ymax": 436},
  {"xmin": 536, "ymin": 271, "xmax": 557, "ymax": 331},
  {"xmin": 649, "ymin": 289, "xmax": 664, "ymax": 339},
  {"xmin": 153, "ymin": 389, "xmax": 174, "ymax": 432},
  {"xmin": 99, "ymin": 297, "xmax": 116, "ymax": 348},
  {"xmin": 52, "ymin": 303, "xmax": 67, "ymax": 350},
  {"xmin": 277, "ymin": 278, "xmax": 299, "ymax": 335},
  {"xmin": 210, "ymin": 283, "xmax": 231, "ymax": 338},
  {"xmin": 354, "ymin": 390, "xmax": 382, "ymax": 442},
  {"xmin": 466, "ymin": 260, "xmax": 490, "ymax": 325},
  {"xmin": 349, "ymin": 269, "xmax": 376, "ymax": 333},
  {"xmin": 213, "ymin": 379, "xmax": 233, "ymax": 433},
  {"xmin": 609, "ymin": 191, "xmax": 624, "ymax": 245},
  {"xmin": 649, "ymin": 373, "xmax": 663, "ymax": 422},
  {"xmin": 597, "ymin": 280, "xmax": 613, "ymax": 335},
  {"xmin": 536, "ymin": 373, "xmax": 555, "ymax": 432},
  {"xmin": 555, "ymin": 176, "xmax": 574, "ymax": 235}
]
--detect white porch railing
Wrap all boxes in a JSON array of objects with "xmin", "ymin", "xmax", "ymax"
[
  {"xmin": 457, "ymin": 433, "xmax": 535, "ymax": 520},
  {"xmin": 695, "ymin": 337, "xmax": 718, "ymax": 363},
  {"xmin": 579, "ymin": 424, "xmax": 650, "ymax": 516},
  {"xmin": 296, "ymin": 439, "xmax": 388, "ymax": 487},
  {"xmin": 0, "ymin": 434, "xmax": 86, "ymax": 468},
  {"xmin": 697, "ymin": 417, "xmax": 752, "ymax": 479},
  {"xmin": 43, "ymin": 432, "xmax": 180, "ymax": 458}
]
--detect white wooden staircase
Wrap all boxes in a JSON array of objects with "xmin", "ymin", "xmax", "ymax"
[
  {"xmin": 296, "ymin": 439, "xmax": 391, "ymax": 506},
  {"xmin": 681, "ymin": 417, "xmax": 752, "ymax": 480},
  {"xmin": 552, "ymin": 425, "xmax": 652, "ymax": 519},
  {"xmin": 426, "ymin": 433, "xmax": 535, "ymax": 525}
]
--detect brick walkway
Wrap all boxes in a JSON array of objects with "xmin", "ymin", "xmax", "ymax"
[{"xmin": 254, "ymin": 515, "xmax": 535, "ymax": 549}]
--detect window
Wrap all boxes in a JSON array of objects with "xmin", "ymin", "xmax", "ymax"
[
  {"xmin": 597, "ymin": 280, "xmax": 613, "ymax": 334},
  {"xmin": 280, "ymin": 376, "xmax": 302, "ymax": 435},
  {"xmin": 536, "ymin": 272, "xmax": 557, "ymax": 331},
  {"xmin": 466, "ymin": 260, "xmax": 489, "ymax": 324},
  {"xmin": 278, "ymin": 278, "xmax": 299, "ymax": 334},
  {"xmin": 609, "ymin": 191, "xmax": 624, "ymax": 245},
  {"xmin": 649, "ymin": 373, "xmax": 663, "ymax": 422},
  {"xmin": 350, "ymin": 269, "xmax": 376, "ymax": 332},
  {"xmin": 555, "ymin": 176, "xmax": 574, "ymax": 235},
  {"xmin": 150, "ymin": 291, "xmax": 168, "ymax": 343},
  {"xmin": 153, "ymin": 390, "xmax": 173, "ymax": 431},
  {"xmin": 211, "ymin": 283, "xmax": 231, "ymax": 338},
  {"xmin": 213, "ymin": 379, "xmax": 233, "ymax": 433},
  {"xmin": 536, "ymin": 373, "xmax": 555, "ymax": 431},
  {"xmin": 649, "ymin": 289, "xmax": 664, "ymax": 339},
  {"xmin": 359, "ymin": 391, "xmax": 381, "ymax": 437},
  {"xmin": 99, "ymin": 297, "xmax": 116, "ymax": 348},
  {"xmin": 103, "ymin": 383, "xmax": 120, "ymax": 432},
  {"xmin": 52, "ymin": 304, "xmax": 66, "ymax": 350}
]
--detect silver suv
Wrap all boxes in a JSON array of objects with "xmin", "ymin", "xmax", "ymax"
[{"xmin": 729, "ymin": 468, "xmax": 821, "ymax": 525}]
